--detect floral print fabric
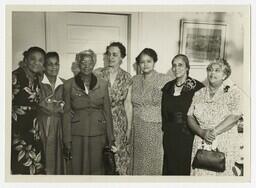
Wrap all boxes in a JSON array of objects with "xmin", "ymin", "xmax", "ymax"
[
  {"xmin": 131, "ymin": 71, "xmax": 171, "ymax": 175},
  {"xmin": 188, "ymin": 84, "xmax": 241, "ymax": 176},
  {"xmin": 11, "ymin": 67, "xmax": 45, "ymax": 174},
  {"xmin": 96, "ymin": 68, "xmax": 132, "ymax": 175}
]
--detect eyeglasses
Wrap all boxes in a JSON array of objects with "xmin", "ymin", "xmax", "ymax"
[{"xmin": 207, "ymin": 67, "xmax": 222, "ymax": 73}]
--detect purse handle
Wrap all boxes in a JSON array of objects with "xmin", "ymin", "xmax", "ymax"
[{"xmin": 201, "ymin": 140, "xmax": 218, "ymax": 151}]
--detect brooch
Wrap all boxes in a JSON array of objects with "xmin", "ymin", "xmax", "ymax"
[
  {"xmin": 183, "ymin": 78, "xmax": 196, "ymax": 92},
  {"xmin": 224, "ymin": 85, "xmax": 230, "ymax": 93}
]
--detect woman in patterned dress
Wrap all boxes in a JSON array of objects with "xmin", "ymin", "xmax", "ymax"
[
  {"xmin": 161, "ymin": 54, "xmax": 204, "ymax": 175},
  {"xmin": 95, "ymin": 42, "xmax": 132, "ymax": 175},
  {"xmin": 37, "ymin": 52, "xmax": 65, "ymax": 174},
  {"xmin": 11, "ymin": 47, "xmax": 46, "ymax": 174},
  {"xmin": 187, "ymin": 59, "xmax": 242, "ymax": 176},
  {"xmin": 131, "ymin": 48, "xmax": 171, "ymax": 175}
]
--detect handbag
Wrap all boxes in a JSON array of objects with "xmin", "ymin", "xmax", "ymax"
[
  {"xmin": 103, "ymin": 146, "xmax": 119, "ymax": 175},
  {"xmin": 192, "ymin": 144, "xmax": 226, "ymax": 172}
]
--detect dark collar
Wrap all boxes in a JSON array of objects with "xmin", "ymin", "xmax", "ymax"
[
  {"xmin": 162, "ymin": 76, "xmax": 193, "ymax": 95},
  {"xmin": 74, "ymin": 73, "xmax": 98, "ymax": 91}
]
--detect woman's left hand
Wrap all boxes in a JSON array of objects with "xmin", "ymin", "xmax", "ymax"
[
  {"xmin": 204, "ymin": 129, "xmax": 216, "ymax": 144},
  {"xmin": 111, "ymin": 145, "xmax": 118, "ymax": 153}
]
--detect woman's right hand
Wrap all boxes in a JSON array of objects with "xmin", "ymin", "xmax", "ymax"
[
  {"xmin": 200, "ymin": 129, "xmax": 216, "ymax": 144},
  {"xmin": 63, "ymin": 142, "xmax": 72, "ymax": 160}
]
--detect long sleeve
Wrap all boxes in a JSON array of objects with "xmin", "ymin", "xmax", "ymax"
[
  {"xmin": 62, "ymin": 80, "xmax": 72, "ymax": 146},
  {"xmin": 103, "ymin": 84, "xmax": 115, "ymax": 145},
  {"xmin": 161, "ymin": 91, "xmax": 168, "ymax": 132}
]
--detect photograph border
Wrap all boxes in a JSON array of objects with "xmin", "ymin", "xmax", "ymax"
[{"xmin": 5, "ymin": 4, "xmax": 251, "ymax": 183}]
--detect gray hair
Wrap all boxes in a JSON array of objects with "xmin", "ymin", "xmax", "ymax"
[
  {"xmin": 206, "ymin": 59, "xmax": 232, "ymax": 80},
  {"xmin": 75, "ymin": 49, "xmax": 97, "ymax": 64}
]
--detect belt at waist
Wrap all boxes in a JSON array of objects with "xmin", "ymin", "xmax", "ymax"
[
  {"xmin": 74, "ymin": 106, "xmax": 103, "ymax": 111},
  {"xmin": 168, "ymin": 112, "xmax": 187, "ymax": 124},
  {"xmin": 38, "ymin": 111, "xmax": 62, "ymax": 118},
  {"xmin": 163, "ymin": 112, "xmax": 193, "ymax": 135}
]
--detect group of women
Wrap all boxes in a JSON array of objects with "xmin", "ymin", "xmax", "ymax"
[{"xmin": 11, "ymin": 42, "xmax": 243, "ymax": 176}]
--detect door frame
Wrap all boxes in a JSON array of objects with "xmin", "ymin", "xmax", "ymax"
[{"xmin": 44, "ymin": 12, "xmax": 140, "ymax": 76}]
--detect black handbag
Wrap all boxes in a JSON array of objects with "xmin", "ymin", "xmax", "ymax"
[
  {"xmin": 103, "ymin": 146, "xmax": 119, "ymax": 175},
  {"xmin": 192, "ymin": 148, "xmax": 226, "ymax": 172}
]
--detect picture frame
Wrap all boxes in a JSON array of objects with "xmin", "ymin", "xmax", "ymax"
[{"xmin": 179, "ymin": 19, "xmax": 227, "ymax": 66}]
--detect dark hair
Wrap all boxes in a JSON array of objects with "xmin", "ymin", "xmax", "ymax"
[
  {"xmin": 135, "ymin": 48, "xmax": 158, "ymax": 64},
  {"xmin": 22, "ymin": 46, "xmax": 46, "ymax": 62},
  {"xmin": 171, "ymin": 54, "xmax": 190, "ymax": 75},
  {"xmin": 106, "ymin": 42, "xmax": 126, "ymax": 58},
  {"xmin": 46, "ymin": 52, "xmax": 59, "ymax": 62}
]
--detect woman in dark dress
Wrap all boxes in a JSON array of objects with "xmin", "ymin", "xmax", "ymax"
[
  {"xmin": 161, "ymin": 54, "xmax": 204, "ymax": 175},
  {"xmin": 12, "ymin": 47, "xmax": 46, "ymax": 174}
]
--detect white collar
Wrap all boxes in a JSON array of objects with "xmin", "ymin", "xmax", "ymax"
[{"xmin": 42, "ymin": 74, "xmax": 63, "ymax": 90}]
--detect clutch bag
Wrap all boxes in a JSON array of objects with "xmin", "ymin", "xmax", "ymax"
[
  {"xmin": 192, "ymin": 148, "xmax": 226, "ymax": 172},
  {"xmin": 103, "ymin": 146, "xmax": 118, "ymax": 175}
]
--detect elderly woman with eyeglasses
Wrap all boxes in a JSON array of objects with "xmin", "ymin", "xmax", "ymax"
[
  {"xmin": 187, "ymin": 59, "xmax": 242, "ymax": 176},
  {"xmin": 62, "ymin": 49, "xmax": 114, "ymax": 175}
]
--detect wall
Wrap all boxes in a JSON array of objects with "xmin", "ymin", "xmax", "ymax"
[
  {"xmin": 136, "ymin": 12, "xmax": 244, "ymax": 88},
  {"xmin": 12, "ymin": 12, "xmax": 46, "ymax": 70},
  {"xmin": 12, "ymin": 12, "xmax": 244, "ymax": 89}
]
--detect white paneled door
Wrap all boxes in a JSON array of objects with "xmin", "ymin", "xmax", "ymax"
[{"xmin": 46, "ymin": 12, "xmax": 129, "ymax": 79}]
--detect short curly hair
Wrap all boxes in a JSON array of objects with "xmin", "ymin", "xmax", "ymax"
[
  {"xmin": 22, "ymin": 46, "xmax": 46, "ymax": 62},
  {"xmin": 45, "ymin": 52, "xmax": 59, "ymax": 67},
  {"xmin": 135, "ymin": 48, "xmax": 158, "ymax": 64},
  {"xmin": 206, "ymin": 59, "xmax": 232, "ymax": 80},
  {"xmin": 106, "ymin": 42, "xmax": 126, "ymax": 58},
  {"xmin": 75, "ymin": 49, "xmax": 97, "ymax": 64}
]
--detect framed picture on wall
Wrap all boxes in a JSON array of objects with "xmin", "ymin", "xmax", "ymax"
[{"xmin": 179, "ymin": 19, "xmax": 227, "ymax": 66}]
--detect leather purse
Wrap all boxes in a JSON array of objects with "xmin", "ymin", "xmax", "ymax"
[
  {"xmin": 192, "ymin": 148, "xmax": 226, "ymax": 172},
  {"xmin": 103, "ymin": 146, "xmax": 119, "ymax": 175}
]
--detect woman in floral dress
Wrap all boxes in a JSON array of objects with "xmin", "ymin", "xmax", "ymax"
[
  {"xmin": 131, "ymin": 48, "xmax": 171, "ymax": 175},
  {"xmin": 95, "ymin": 42, "xmax": 132, "ymax": 175},
  {"xmin": 187, "ymin": 59, "xmax": 242, "ymax": 176},
  {"xmin": 12, "ymin": 47, "xmax": 46, "ymax": 174},
  {"xmin": 37, "ymin": 52, "xmax": 65, "ymax": 174}
]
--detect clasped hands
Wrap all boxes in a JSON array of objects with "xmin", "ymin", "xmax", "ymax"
[{"xmin": 200, "ymin": 128, "xmax": 217, "ymax": 145}]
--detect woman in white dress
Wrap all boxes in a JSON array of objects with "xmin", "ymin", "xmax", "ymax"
[{"xmin": 187, "ymin": 59, "xmax": 242, "ymax": 176}]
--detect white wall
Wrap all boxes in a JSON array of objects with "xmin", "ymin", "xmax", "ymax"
[
  {"xmin": 12, "ymin": 12, "xmax": 46, "ymax": 70},
  {"xmin": 136, "ymin": 12, "xmax": 244, "ymax": 88},
  {"xmin": 12, "ymin": 12, "xmax": 244, "ymax": 89}
]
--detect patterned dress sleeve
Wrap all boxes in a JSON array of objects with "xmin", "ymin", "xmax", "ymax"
[
  {"xmin": 152, "ymin": 73, "xmax": 171, "ymax": 106},
  {"xmin": 123, "ymin": 71, "xmax": 132, "ymax": 98},
  {"xmin": 226, "ymin": 86, "xmax": 241, "ymax": 115},
  {"xmin": 12, "ymin": 72, "xmax": 21, "ymax": 121},
  {"xmin": 187, "ymin": 89, "xmax": 202, "ymax": 116}
]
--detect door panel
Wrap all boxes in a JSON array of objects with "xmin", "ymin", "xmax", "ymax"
[{"xmin": 46, "ymin": 12, "xmax": 128, "ymax": 79}]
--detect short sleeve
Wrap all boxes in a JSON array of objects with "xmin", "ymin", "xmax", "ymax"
[
  {"xmin": 125, "ymin": 72, "xmax": 132, "ymax": 88},
  {"xmin": 187, "ymin": 89, "xmax": 201, "ymax": 116},
  {"xmin": 226, "ymin": 86, "xmax": 241, "ymax": 115},
  {"xmin": 160, "ymin": 74, "xmax": 172, "ymax": 89}
]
